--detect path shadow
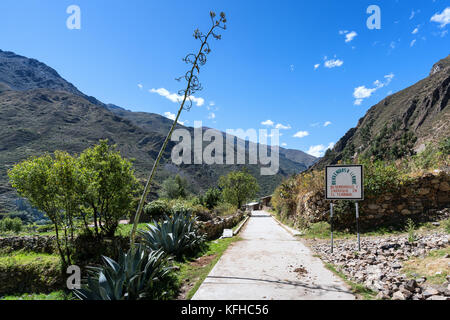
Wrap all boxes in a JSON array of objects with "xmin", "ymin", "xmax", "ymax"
[{"xmin": 206, "ymin": 275, "xmax": 353, "ymax": 295}]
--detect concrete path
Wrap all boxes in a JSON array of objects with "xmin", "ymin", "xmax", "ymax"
[{"xmin": 192, "ymin": 211, "xmax": 355, "ymax": 300}]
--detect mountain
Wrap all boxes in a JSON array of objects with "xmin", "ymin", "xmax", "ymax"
[
  {"xmin": 0, "ymin": 49, "xmax": 315, "ymax": 215},
  {"xmin": 314, "ymin": 54, "xmax": 450, "ymax": 169}
]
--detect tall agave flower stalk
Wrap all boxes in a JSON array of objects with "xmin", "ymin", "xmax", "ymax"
[{"xmin": 129, "ymin": 12, "xmax": 227, "ymax": 247}]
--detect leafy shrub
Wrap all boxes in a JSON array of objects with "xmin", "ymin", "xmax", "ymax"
[
  {"xmin": 143, "ymin": 199, "xmax": 171, "ymax": 221},
  {"xmin": 199, "ymin": 188, "xmax": 222, "ymax": 210},
  {"xmin": 138, "ymin": 210, "xmax": 205, "ymax": 259},
  {"xmin": 0, "ymin": 217, "xmax": 23, "ymax": 234},
  {"xmin": 158, "ymin": 175, "xmax": 188, "ymax": 199},
  {"xmin": 405, "ymin": 218, "xmax": 416, "ymax": 243},
  {"xmin": 361, "ymin": 159, "xmax": 408, "ymax": 196},
  {"xmin": 213, "ymin": 202, "xmax": 235, "ymax": 217},
  {"xmin": 73, "ymin": 246, "xmax": 173, "ymax": 300}
]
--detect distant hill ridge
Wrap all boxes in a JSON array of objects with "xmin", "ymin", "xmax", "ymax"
[
  {"xmin": 0, "ymin": 49, "xmax": 315, "ymax": 214},
  {"xmin": 314, "ymin": 54, "xmax": 450, "ymax": 169}
]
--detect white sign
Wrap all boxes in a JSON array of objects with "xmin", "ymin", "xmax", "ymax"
[{"xmin": 325, "ymin": 165, "xmax": 364, "ymax": 200}]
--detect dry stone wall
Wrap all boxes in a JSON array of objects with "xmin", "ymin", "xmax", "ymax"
[{"xmin": 294, "ymin": 171, "xmax": 450, "ymax": 229}]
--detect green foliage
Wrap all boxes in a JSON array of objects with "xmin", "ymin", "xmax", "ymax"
[
  {"xmin": 199, "ymin": 188, "xmax": 222, "ymax": 210},
  {"xmin": 8, "ymin": 140, "xmax": 140, "ymax": 266},
  {"xmin": 219, "ymin": 169, "xmax": 259, "ymax": 208},
  {"xmin": 0, "ymin": 251, "xmax": 62, "ymax": 296},
  {"xmin": 78, "ymin": 140, "xmax": 140, "ymax": 237},
  {"xmin": 443, "ymin": 219, "xmax": 450, "ymax": 234},
  {"xmin": 367, "ymin": 120, "xmax": 417, "ymax": 161},
  {"xmin": 143, "ymin": 199, "xmax": 171, "ymax": 221},
  {"xmin": 213, "ymin": 202, "xmax": 235, "ymax": 217},
  {"xmin": 73, "ymin": 246, "xmax": 173, "ymax": 300},
  {"xmin": 360, "ymin": 159, "xmax": 408, "ymax": 196},
  {"xmin": 438, "ymin": 137, "xmax": 450, "ymax": 155},
  {"xmin": 0, "ymin": 217, "xmax": 23, "ymax": 233},
  {"xmin": 158, "ymin": 175, "xmax": 188, "ymax": 199},
  {"xmin": 138, "ymin": 210, "xmax": 205, "ymax": 259},
  {"xmin": 405, "ymin": 218, "xmax": 416, "ymax": 243}
]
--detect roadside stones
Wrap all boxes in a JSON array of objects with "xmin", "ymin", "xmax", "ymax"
[{"xmin": 311, "ymin": 232, "xmax": 449, "ymax": 300}]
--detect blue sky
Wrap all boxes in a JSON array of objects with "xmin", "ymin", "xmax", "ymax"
[{"xmin": 0, "ymin": 0, "xmax": 449, "ymax": 157}]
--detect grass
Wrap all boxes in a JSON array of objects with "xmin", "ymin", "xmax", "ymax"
[
  {"xmin": 114, "ymin": 222, "xmax": 149, "ymax": 237},
  {"xmin": 173, "ymin": 236, "xmax": 240, "ymax": 300},
  {"xmin": 0, "ymin": 250, "xmax": 60, "ymax": 265},
  {"xmin": 402, "ymin": 247, "xmax": 450, "ymax": 285},
  {"xmin": 1, "ymin": 291, "xmax": 72, "ymax": 300},
  {"xmin": 323, "ymin": 262, "xmax": 377, "ymax": 300},
  {"xmin": 295, "ymin": 217, "xmax": 450, "ymax": 240}
]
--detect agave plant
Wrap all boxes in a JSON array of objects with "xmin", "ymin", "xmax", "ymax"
[
  {"xmin": 73, "ymin": 245, "xmax": 173, "ymax": 300},
  {"xmin": 138, "ymin": 209, "xmax": 205, "ymax": 258}
]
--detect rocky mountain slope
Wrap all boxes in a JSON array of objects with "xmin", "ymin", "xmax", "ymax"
[
  {"xmin": 0, "ymin": 49, "xmax": 315, "ymax": 215},
  {"xmin": 314, "ymin": 54, "xmax": 450, "ymax": 169}
]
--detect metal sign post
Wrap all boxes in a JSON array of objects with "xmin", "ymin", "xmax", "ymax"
[
  {"xmin": 330, "ymin": 202, "xmax": 334, "ymax": 253},
  {"xmin": 325, "ymin": 165, "xmax": 364, "ymax": 253},
  {"xmin": 355, "ymin": 201, "xmax": 360, "ymax": 251}
]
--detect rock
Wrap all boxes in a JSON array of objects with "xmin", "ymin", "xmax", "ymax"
[
  {"xmin": 426, "ymin": 295, "xmax": 447, "ymax": 300},
  {"xmin": 439, "ymin": 182, "xmax": 450, "ymax": 192},
  {"xmin": 423, "ymin": 288, "xmax": 439, "ymax": 298},
  {"xmin": 392, "ymin": 291, "xmax": 406, "ymax": 300},
  {"xmin": 401, "ymin": 209, "xmax": 412, "ymax": 215},
  {"xmin": 404, "ymin": 279, "xmax": 417, "ymax": 292},
  {"xmin": 391, "ymin": 263, "xmax": 402, "ymax": 269},
  {"xmin": 376, "ymin": 291, "xmax": 389, "ymax": 300}
]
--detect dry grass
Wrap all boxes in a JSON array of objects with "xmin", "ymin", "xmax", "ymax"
[{"xmin": 402, "ymin": 247, "xmax": 450, "ymax": 285}]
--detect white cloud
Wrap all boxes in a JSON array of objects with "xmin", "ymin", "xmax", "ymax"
[
  {"xmin": 208, "ymin": 112, "xmax": 216, "ymax": 120},
  {"xmin": 339, "ymin": 30, "xmax": 348, "ymax": 35},
  {"xmin": 164, "ymin": 112, "xmax": 184, "ymax": 125},
  {"xmin": 353, "ymin": 73, "xmax": 395, "ymax": 105},
  {"xmin": 150, "ymin": 88, "xmax": 205, "ymax": 107},
  {"xmin": 261, "ymin": 120, "xmax": 274, "ymax": 127},
  {"xmin": 324, "ymin": 58, "xmax": 344, "ymax": 68},
  {"xmin": 209, "ymin": 101, "xmax": 215, "ymax": 106},
  {"xmin": 410, "ymin": 39, "xmax": 417, "ymax": 47},
  {"xmin": 353, "ymin": 86, "xmax": 377, "ymax": 99},
  {"xmin": 137, "ymin": 84, "xmax": 143, "ymax": 89},
  {"xmin": 314, "ymin": 64, "xmax": 320, "ymax": 70},
  {"xmin": 293, "ymin": 131, "xmax": 309, "ymax": 138},
  {"xmin": 306, "ymin": 142, "xmax": 335, "ymax": 157},
  {"xmin": 345, "ymin": 31, "xmax": 358, "ymax": 43},
  {"xmin": 410, "ymin": 10, "xmax": 420, "ymax": 20},
  {"xmin": 275, "ymin": 123, "xmax": 291, "ymax": 130},
  {"xmin": 324, "ymin": 121, "xmax": 332, "ymax": 127},
  {"xmin": 281, "ymin": 143, "xmax": 287, "ymax": 147},
  {"xmin": 431, "ymin": 7, "xmax": 450, "ymax": 28},
  {"xmin": 412, "ymin": 27, "xmax": 419, "ymax": 34}
]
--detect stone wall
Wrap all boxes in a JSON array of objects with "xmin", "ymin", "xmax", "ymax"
[
  {"xmin": 197, "ymin": 210, "xmax": 245, "ymax": 240},
  {"xmin": 0, "ymin": 235, "xmax": 56, "ymax": 254},
  {"xmin": 293, "ymin": 171, "xmax": 450, "ymax": 229}
]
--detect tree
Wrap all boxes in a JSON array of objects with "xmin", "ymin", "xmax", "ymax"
[
  {"xmin": 8, "ymin": 141, "xmax": 140, "ymax": 266},
  {"xmin": 219, "ymin": 169, "xmax": 259, "ymax": 208},
  {"xmin": 158, "ymin": 175, "xmax": 188, "ymax": 199},
  {"xmin": 129, "ymin": 12, "xmax": 227, "ymax": 247},
  {"xmin": 78, "ymin": 140, "xmax": 139, "ymax": 237},
  {"xmin": 9, "ymin": 153, "xmax": 75, "ymax": 266}
]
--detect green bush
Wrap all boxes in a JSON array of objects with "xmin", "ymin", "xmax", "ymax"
[
  {"xmin": 213, "ymin": 202, "xmax": 236, "ymax": 216},
  {"xmin": 199, "ymin": 188, "xmax": 222, "ymax": 210},
  {"xmin": 138, "ymin": 210, "xmax": 205, "ymax": 259},
  {"xmin": 361, "ymin": 159, "xmax": 408, "ymax": 196},
  {"xmin": 73, "ymin": 246, "xmax": 173, "ymax": 300},
  {"xmin": 143, "ymin": 199, "xmax": 171, "ymax": 221},
  {"xmin": 0, "ymin": 217, "xmax": 23, "ymax": 234}
]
